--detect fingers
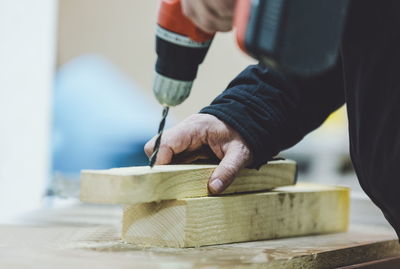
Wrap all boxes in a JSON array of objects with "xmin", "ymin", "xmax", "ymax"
[
  {"xmin": 181, "ymin": 0, "xmax": 235, "ymax": 33},
  {"xmin": 144, "ymin": 128, "xmax": 189, "ymax": 165},
  {"xmin": 208, "ymin": 141, "xmax": 252, "ymax": 194},
  {"xmin": 154, "ymin": 144, "xmax": 175, "ymax": 165},
  {"xmin": 144, "ymin": 115, "xmax": 205, "ymax": 165},
  {"xmin": 144, "ymin": 113, "xmax": 253, "ymax": 194}
]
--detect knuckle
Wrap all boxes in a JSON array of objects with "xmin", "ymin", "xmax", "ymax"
[
  {"xmin": 158, "ymin": 143, "xmax": 173, "ymax": 153},
  {"xmin": 232, "ymin": 141, "xmax": 251, "ymax": 157},
  {"xmin": 219, "ymin": 25, "xmax": 233, "ymax": 32},
  {"xmin": 210, "ymin": 20, "xmax": 230, "ymax": 32},
  {"xmin": 235, "ymin": 143, "xmax": 253, "ymax": 165},
  {"xmin": 169, "ymin": 128, "xmax": 190, "ymax": 145},
  {"xmin": 158, "ymin": 140, "xmax": 170, "ymax": 151},
  {"xmin": 199, "ymin": 14, "xmax": 219, "ymax": 32},
  {"xmin": 238, "ymin": 142, "xmax": 250, "ymax": 153}
]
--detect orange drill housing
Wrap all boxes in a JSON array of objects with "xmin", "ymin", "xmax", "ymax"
[{"xmin": 158, "ymin": 0, "xmax": 213, "ymax": 43}]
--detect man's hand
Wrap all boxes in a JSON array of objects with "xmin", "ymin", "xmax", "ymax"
[
  {"xmin": 181, "ymin": 0, "xmax": 236, "ymax": 33},
  {"xmin": 144, "ymin": 114, "xmax": 252, "ymax": 194}
]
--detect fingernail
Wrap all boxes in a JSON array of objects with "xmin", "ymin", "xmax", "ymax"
[{"xmin": 209, "ymin": 178, "xmax": 224, "ymax": 194}]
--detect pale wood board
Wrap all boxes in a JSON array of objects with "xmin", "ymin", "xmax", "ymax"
[
  {"xmin": 80, "ymin": 160, "xmax": 297, "ymax": 204},
  {"xmin": 1, "ymin": 204, "xmax": 399, "ymax": 269},
  {"xmin": 122, "ymin": 183, "xmax": 350, "ymax": 247}
]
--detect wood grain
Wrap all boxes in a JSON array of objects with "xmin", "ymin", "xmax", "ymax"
[
  {"xmin": 122, "ymin": 183, "xmax": 350, "ymax": 247},
  {"xmin": 80, "ymin": 160, "xmax": 297, "ymax": 204},
  {"xmin": 1, "ymin": 204, "xmax": 399, "ymax": 269}
]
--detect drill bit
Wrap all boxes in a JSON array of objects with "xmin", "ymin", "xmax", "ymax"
[{"xmin": 149, "ymin": 106, "xmax": 169, "ymax": 168}]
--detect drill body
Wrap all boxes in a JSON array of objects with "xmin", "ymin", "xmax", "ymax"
[
  {"xmin": 153, "ymin": 0, "xmax": 349, "ymax": 106},
  {"xmin": 154, "ymin": 0, "xmax": 213, "ymax": 107}
]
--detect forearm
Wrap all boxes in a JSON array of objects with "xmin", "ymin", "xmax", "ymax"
[{"xmin": 200, "ymin": 61, "xmax": 345, "ymax": 168}]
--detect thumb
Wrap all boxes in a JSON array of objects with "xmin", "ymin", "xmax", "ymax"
[{"xmin": 208, "ymin": 144, "xmax": 250, "ymax": 194}]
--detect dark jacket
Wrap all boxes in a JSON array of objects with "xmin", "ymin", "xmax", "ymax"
[{"xmin": 200, "ymin": 0, "xmax": 400, "ymax": 237}]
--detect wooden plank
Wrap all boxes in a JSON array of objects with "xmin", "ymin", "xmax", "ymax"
[
  {"xmin": 2, "ymin": 224, "xmax": 399, "ymax": 269},
  {"xmin": 1, "ymin": 203, "xmax": 399, "ymax": 269},
  {"xmin": 80, "ymin": 160, "xmax": 297, "ymax": 205},
  {"xmin": 122, "ymin": 183, "xmax": 350, "ymax": 247}
]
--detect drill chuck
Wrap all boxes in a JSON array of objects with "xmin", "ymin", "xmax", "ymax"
[
  {"xmin": 153, "ymin": 25, "xmax": 213, "ymax": 106},
  {"xmin": 153, "ymin": 73, "xmax": 193, "ymax": 106}
]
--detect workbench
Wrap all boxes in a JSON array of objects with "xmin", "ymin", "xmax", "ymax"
[{"xmin": 1, "ymin": 203, "xmax": 399, "ymax": 269}]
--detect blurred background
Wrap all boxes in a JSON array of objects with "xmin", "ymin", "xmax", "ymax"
[{"xmin": 0, "ymin": 0, "xmax": 389, "ymax": 227}]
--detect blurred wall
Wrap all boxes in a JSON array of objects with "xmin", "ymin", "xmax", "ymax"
[
  {"xmin": 57, "ymin": 0, "xmax": 255, "ymax": 120},
  {"xmin": 0, "ymin": 0, "xmax": 57, "ymax": 216}
]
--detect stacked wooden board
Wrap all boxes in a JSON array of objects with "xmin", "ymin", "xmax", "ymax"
[
  {"xmin": 80, "ymin": 160, "xmax": 298, "ymax": 204},
  {"xmin": 80, "ymin": 160, "xmax": 350, "ymax": 247}
]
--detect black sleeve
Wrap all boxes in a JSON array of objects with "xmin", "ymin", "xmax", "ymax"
[{"xmin": 200, "ymin": 60, "xmax": 345, "ymax": 168}]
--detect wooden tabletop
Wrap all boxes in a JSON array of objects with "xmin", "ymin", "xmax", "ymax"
[{"xmin": 1, "ymin": 203, "xmax": 399, "ymax": 269}]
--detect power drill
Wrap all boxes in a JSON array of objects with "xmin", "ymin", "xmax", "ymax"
[{"xmin": 149, "ymin": 0, "xmax": 349, "ymax": 167}]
